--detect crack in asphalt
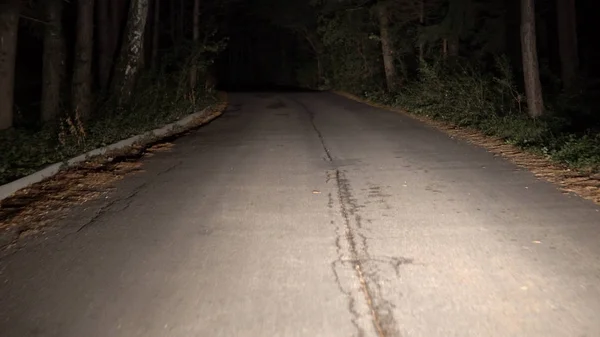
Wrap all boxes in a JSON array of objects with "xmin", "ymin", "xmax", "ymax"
[
  {"xmin": 294, "ymin": 95, "xmax": 400, "ymax": 336},
  {"xmin": 291, "ymin": 97, "xmax": 333, "ymax": 162},
  {"xmin": 75, "ymin": 181, "xmax": 148, "ymax": 233},
  {"xmin": 330, "ymin": 192, "xmax": 364, "ymax": 337},
  {"xmin": 336, "ymin": 170, "xmax": 398, "ymax": 337},
  {"xmin": 76, "ymin": 161, "xmax": 182, "ymax": 233}
]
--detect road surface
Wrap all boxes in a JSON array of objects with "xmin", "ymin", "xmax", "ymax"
[{"xmin": 1, "ymin": 92, "xmax": 600, "ymax": 337}]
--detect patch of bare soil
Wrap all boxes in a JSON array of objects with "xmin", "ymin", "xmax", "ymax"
[
  {"xmin": 0, "ymin": 99, "xmax": 228, "ymax": 248},
  {"xmin": 335, "ymin": 91, "xmax": 600, "ymax": 206}
]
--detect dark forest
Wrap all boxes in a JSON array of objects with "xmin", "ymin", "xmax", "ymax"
[
  {"xmin": 0, "ymin": 0, "xmax": 599, "ymax": 183},
  {"xmin": 2, "ymin": 2, "xmax": 600, "ymax": 335}
]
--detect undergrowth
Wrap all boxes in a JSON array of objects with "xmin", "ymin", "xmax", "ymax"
[
  {"xmin": 0, "ymin": 61, "xmax": 220, "ymax": 186},
  {"xmin": 354, "ymin": 56, "xmax": 600, "ymax": 172}
]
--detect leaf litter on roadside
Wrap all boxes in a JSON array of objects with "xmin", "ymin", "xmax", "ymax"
[
  {"xmin": 338, "ymin": 92, "xmax": 600, "ymax": 206},
  {"xmin": 0, "ymin": 156, "xmax": 144, "ymax": 243},
  {"xmin": 0, "ymin": 100, "xmax": 229, "ymax": 248}
]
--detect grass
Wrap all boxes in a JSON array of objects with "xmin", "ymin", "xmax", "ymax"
[{"xmin": 0, "ymin": 71, "xmax": 221, "ymax": 186}]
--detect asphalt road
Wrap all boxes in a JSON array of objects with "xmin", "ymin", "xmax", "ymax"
[{"xmin": 1, "ymin": 92, "xmax": 600, "ymax": 337}]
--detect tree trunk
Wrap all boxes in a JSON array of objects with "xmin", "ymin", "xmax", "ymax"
[
  {"xmin": 556, "ymin": 0, "xmax": 579, "ymax": 90},
  {"xmin": 112, "ymin": 0, "xmax": 150, "ymax": 107},
  {"xmin": 189, "ymin": 0, "xmax": 200, "ymax": 90},
  {"xmin": 520, "ymin": 0, "xmax": 544, "ymax": 118},
  {"xmin": 303, "ymin": 31, "xmax": 323, "ymax": 86},
  {"xmin": 151, "ymin": 0, "xmax": 160, "ymax": 70},
  {"xmin": 97, "ymin": 0, "xmax": 114, "ymax": 91},
  {"xmin": 179, "ymin": 0, "xmax": 185, "ymax": 40},
  {"xmin": 111, "ymin": 0, "xmax": 128, "ymax": 45},
  {"xmin": 72, "ymin": 0, "xmax": 95, "ymax": 120},
  {"xmin": 377, "ymin": 4, "xmax": 397, "ymax": 91},
  {"xmin": 448, "ymin": 35, "xmax": 459, "ymax": 57},
  {"xmin": 97, "ymin": 0, "xmax": 110, "ymax": 90},
  {"xmin": 99, "ymin": 0, "xmax": 128, "ymax": 91},
  {"xmin": 170, "ymin": 0, "xmax": 176, "ymax": 43},
  {"xmin": 41, "ymin": 0, "xmax": 65, "ymax": 122},
  {"xmin": 419, "ymin": 0, "xmax": 425, "ymax": 62},
  {"xmin": 0, "ymin": 0, "xmax": 20, "ymax": 130},
  {"xmin": 442, "ymin": 38, "xmax": 447, "ymax": 58}
]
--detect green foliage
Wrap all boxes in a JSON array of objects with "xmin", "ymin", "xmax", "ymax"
[
  {"xmin": 0, "ymin": 43, "xmax": 223, "ymax": 186},
  {"xmin": 352, "ymin": 56, "xmax": 600, "ymax": 171},
  {"xmin": 552, "ymin": 134, "xmax": 600, "ymax": 169},
  {"xmin": 294, "ymin": 59, "xmax": 320, "ymax": 89},
  {"xmin": 317, "ymin": 8, "xmax": 384, "ymax": 93},
  {"xmin": 264, "ymin": 0, "xmax": 599, "ymax": 172},
  {"xmin": 394, "ymin": 58, "xmax": 514, "ymax": 124}
]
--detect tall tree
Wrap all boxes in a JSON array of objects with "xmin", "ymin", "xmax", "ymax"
[
  {"xmin": 419, "ymin": 0, "xmax": 425, "ymax": 61},
  {"xmin": 253, "ymin": 0, "xmax": 322, "ymax": 86},
  {"xmin": 97, "ymin": 0, "xmax": 113, "ymax": 91},
  {"xmin": 179, "ymin": 0, "xmax": 185, "ymax": 40},
  {"xmin": 556, "ymin": 0, "xmax": 579, "ymax": 90},
  {"xmin": 72, "ymin": 0, "xmax": 95, "ymax": 119},
  {"xmin": 189, "ymin": 0, "xmax": 201, "ymax": 90},
  {"xmin": 520, "ymin": 0, "xmax": 544, "ymax": 117},
  {"xmin": 98, "ymin": 0, "xmax": 128, "ymax": 91},
  {"xmin": 41, "ymin": 0, "xmax": 65, "ymax": 122},
  {"xmin": 441, "ymin": 0, "xmax": 473, "ymax": 58},
  {"xmin": 170, "ymin": 0, "xmax": 177, "ymax": 43},
  {"xmin": 0, "ymin": 0, "xmax": 20, "ymax": 130},
  {"xmin": 112, "ymin": 0, "xmax": 150, "ymax": 107},
  {"xmin": 151, "ymin": 0, "xmax": 160, "ymax": 70},
  {"xmin": 376, "ymin": 1, "xmax": 397, "ymax": 90}
]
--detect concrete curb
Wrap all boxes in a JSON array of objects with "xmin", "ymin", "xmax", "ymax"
[{"xmin": 0, "ymin": 103, "xmax": 224, "ymax": 202}]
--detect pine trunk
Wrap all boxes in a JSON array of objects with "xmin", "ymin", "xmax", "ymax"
[
  {"xmin": 448, "ymin": 36, "xmax": 459, "ymax": 57},
  {"xmin": 179, "ymin": 0, "xmax": 185, "ymax": 40},
  {"xmin": 0, "ymin": 0, "xmax": 19, "ymax": 130},
  {"xmin": 41, "ymin": 0, "xmax": 65, "ymax": 122},
  {"xmin": 151, "ymin": 0, "xmax": 160, "ymax": 70},
  {"xmin": 442, "ymin": 38, "xmax": 447, "ymax": 58},
  {"xmin": 378, "ymin": 4, "xmax": 397, "ymax": 91},
  {"xmin": 112, "ymin": 0, "xmax": 150, "ymax": 107},
  {"xmin": 189, "ymin": 0, "xmax": 201, "ymax": 90},
  {"xmin": 520, "ymin": 0, "xmax": 544, "ymax": 118},
  {"xmin": 419, "ymin": 0, "xmax": 425, "ymax": 62},
  {"xmin": 111, "ymin": 0, "xmax": 128, "ymax": 42},
  {"xmin": 170, "ymin": 0, "xmax": 177, "ymax": 43},
  {"xmin": 556, "ymin": 0, "xmax": 579, "ymax": 90},
  {"xmin": 72, "ymin": 0, "xmax": 95, "ymax": 119},
  {"xmin": 303, "ymin": 31, "xmax": 323, "ymax": 86},
  {"xmin": 104, "ymin": 0, "xmax": 129, "ymax": 90},
  {"xmin": 97, "ymin": 0, "xmax": 113, "ymax": 91}
]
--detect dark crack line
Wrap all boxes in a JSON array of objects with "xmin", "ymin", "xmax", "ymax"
[
  {"xmin": 336, "ymin": 170, "xmax": 389, "ymax": 337},
  {"xmin": 76, "ymin": 161, "xmax": 181, "ymax": 233},
  {"xmin": 297, "ymin": 95, "xmax": 399, "ymax": 336},
  {"xmin": 290, "ymin": 98, "xmax": 333, "ymax": 162},
  {"xmin": 157, "ymin": 161, "xmax": 183, "ymax": 176},
  {"xmin": 331, "ymin": 260, "xmax": 364, "ymax": 337},
  {"xmin": 75, "ymin": 200, "xmax": 115, "ymax": 233},
  {"xmin": 337, "ymin": 170, "xmax": 404, "ymax": 337},
  {"xmin": 76, "ymin": 181, "xmax": 149, "ymax": 233},
  {"xmin": 330, "ymin": 193, "xmax": 363, "ymax": 336}
]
